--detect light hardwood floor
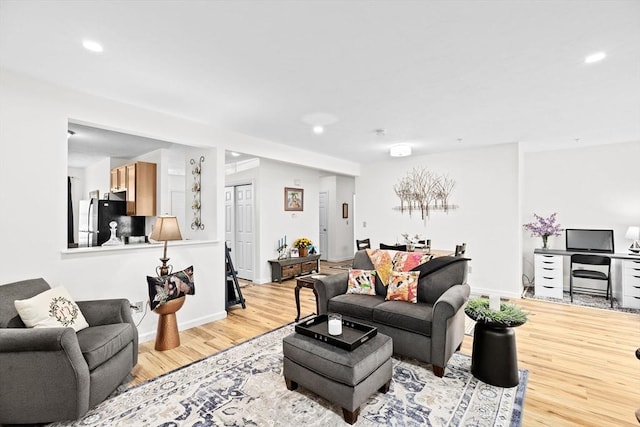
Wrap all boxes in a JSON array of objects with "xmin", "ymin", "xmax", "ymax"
[{"xmin": 134, "ymin": 263, "xmax": 640, "ymax": 426}]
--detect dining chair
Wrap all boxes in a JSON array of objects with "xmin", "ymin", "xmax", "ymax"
[
  {"xmin": 380, "ymin": 243, "xmax": 407, "ymax": 251},
  {"xmin": 356, "ymin": 238, "xmax": 371, "ymax": 250},
  {"xmin": 455, "ymin": 243, "xmax": 467, "ymax": 256}
]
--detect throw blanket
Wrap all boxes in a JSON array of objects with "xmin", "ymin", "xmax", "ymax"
[{"xmin": 366, "ymin": 249, "xmax": 433, "ymax": 285}]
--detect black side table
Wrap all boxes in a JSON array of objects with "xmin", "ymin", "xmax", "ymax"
[{"xmin": 471, "ymin": 322, "xmax": 519, "ymax": 387}]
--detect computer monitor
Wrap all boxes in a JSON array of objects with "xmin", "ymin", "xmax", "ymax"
[{"xmin": 565, "ymin": 229, "xmax": 614, "ymax": 253}]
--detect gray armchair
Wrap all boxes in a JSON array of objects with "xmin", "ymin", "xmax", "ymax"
[{"xmin": 0, "ymin": 278, "xmax": 138, "ymax": 424}]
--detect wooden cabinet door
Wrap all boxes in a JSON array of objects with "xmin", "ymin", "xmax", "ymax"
[
  {"xmin": 110, "ymin": 168, "xmax": 118, "ymax": 192},
  {"xmin": 126, "ymin": 163, "xmax": 137, "ymax": 215},
  {"xmin": 133, "ymin": 162, "xmax": 157, "ymax": 216}
]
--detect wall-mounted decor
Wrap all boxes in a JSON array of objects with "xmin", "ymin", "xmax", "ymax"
[
  {"xmin": 342, "ymin": 203, "xmax": 349, "ymax": 219},
  {"xmin": 393, "ymin": 166, "xmax": 458, "ymax": 221},
  {"xmin": 190, "ymin": 156, "xmax": 205, "ymax": 230},
  {"xmin": 284, "ymin": 187, "xmax": 304, "ymax": 211}
]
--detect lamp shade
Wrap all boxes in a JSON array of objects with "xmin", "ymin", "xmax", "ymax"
[
  {"xmin": 150, "ymin": 216, "xmax": 183, "ymax": 242},
  {"xmin": 625, "ymin": 226, "xmax": 640, "ymax": 241}
]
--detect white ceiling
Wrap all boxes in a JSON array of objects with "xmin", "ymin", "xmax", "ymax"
[{"xmin": 1, "ymin": 1, "xmax": 639, "ymax": 163}]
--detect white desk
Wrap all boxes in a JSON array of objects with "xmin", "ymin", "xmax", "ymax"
[{"xmin": 533, "ymin": 249, "xmax": 640, "ymax": 308}]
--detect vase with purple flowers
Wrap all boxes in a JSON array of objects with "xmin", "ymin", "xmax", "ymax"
[{"xmin": 523, "ymin": 213, "xmax": 563, "ymax": 249}]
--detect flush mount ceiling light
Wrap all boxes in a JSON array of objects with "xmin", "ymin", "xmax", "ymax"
[
  {"xmin": 390, "ymin": 143, "xmax": 412, "ymax": 157},
  {"xmin": 585, "ymin": 51, "xmax": 606, "ymax": 64},
  {"xmin": 302, "ymin": 112, "xmax": 338, "ymax": 135},
  {"xmin": 82, "ymin": 39, "xmax": 104, "ymax": 53}
]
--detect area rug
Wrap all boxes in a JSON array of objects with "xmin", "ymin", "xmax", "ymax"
[
  {"xmin": 522, "ymin": 286, "xmax": 640, "ymax": 314},
  {"xmin": 49, "ymin": 324, "xmax": 528, "ymax": 427}
]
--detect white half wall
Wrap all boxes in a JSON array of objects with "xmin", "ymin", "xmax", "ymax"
[
  {"xmin": 355, "ymin": 143, "xmax": 522, "ymax": 298},
  {"xmin": 0, "ymin": 69, "xmax": 355, "ymax": 340}
]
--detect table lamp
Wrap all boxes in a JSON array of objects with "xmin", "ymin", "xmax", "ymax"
[
  {"xmin": 625, "ymin": 226, "xmax": 640, "ymax": 254},
  {"xmin": 150, "ymin": 216, "xmax": 183, "ymax": 276}
]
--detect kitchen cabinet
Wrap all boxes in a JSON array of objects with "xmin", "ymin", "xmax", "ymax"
[
  {"xmin": 109, "ymin": 161, "xmax": 157, "ymax": 216},
  {"xmin": 110, "ymin": 165, "xmax": 127, "ymax": 192}
]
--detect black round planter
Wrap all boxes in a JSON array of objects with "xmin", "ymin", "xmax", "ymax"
[{"xmin": 470, "ymin": 321, "xmax": 520, "ymax": 388}]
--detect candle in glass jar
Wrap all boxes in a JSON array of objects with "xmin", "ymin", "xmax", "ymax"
[
  {"xmin": 328, "ymin": 313, "xmax": 342, "ymax": 335},
  {"xmin": 489, "ymin": 294, "xmax": 501, "ymax": 311}
]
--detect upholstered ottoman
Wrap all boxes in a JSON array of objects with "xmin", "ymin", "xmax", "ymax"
[{"xmin": 282, "ymin": 331, "xmax": 393, "ymax": 424}]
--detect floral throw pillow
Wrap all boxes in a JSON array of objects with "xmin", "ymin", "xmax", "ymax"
[
  {"xmin": 347, "ymin": 269, "xmax": 377, "ymax": 295},
  {"xmin": 385, "ymin": 271, "xmax": 420, "ymax": 303},
  {"xmin": 14, "ymin": 287, "xmax": 90, "ymax": 332},
  {"xmin": 147, "ymin": 266, "xmax": 195, "ymax": 310}
]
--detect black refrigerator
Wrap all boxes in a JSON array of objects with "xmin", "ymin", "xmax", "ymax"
[{"xmin": 84, "ymin": 199, "xmax": 127, "ymax": 247}]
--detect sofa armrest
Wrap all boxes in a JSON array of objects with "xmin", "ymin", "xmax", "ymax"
[
  {"xmin": 0, "ymin": 328, "xmax": 90, "ymax": 424},
  {"xmin": 430, "ymin": 283, "xmax": 471, "ymax": 368},
  {"xmin": 0, "ymin": 327, "xmax": 80, "ymax": 352},
  {"xmin": 77, "ymin": 298, "xmax": 133, "ymax": 326},
  {"xmin": 77, "ymin": 298, "xmax": 139, "ymax": 365},
  {"xmin": 433, "ymin": 283, "xmax": 470, "ymax": 320},
  {"xmin": 314, "ymin": 273, "xmax": 349, "ymax": 315}
]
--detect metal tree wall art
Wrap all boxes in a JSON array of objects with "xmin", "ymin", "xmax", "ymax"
[
  {"xmin": 393, "ymin": 167, "xmax": 458, "ymax": 220},
  {"xmin": 190, "ymin": 156, "xmax": 205, "ymax": 230}
]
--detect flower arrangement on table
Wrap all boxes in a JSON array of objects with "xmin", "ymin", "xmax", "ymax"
[
  {"xmin": 293, "ymin": 237, "xmax": 313, "ymax": 248},
  {"xmin": 523, "ymin": 212, "xmax": 563, "ymax": 249},
  {"xmin": 464, "ymin": 297, "xmax": 528, "ymax": 328},
  {"xmin": 293, "ymin": 237, "xmax": 313, "ymax": 257}
]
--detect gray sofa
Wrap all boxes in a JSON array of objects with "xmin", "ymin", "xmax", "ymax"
[
  {"xmin": 315, "ymin": 250, "xmax": 470, "ymax": 377},
  {"xmin": 0, "ymin": 278, "xmax": 138, "ymax": 425}
]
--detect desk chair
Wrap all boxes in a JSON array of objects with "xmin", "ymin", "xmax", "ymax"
[
  {"xmin": 455, "ymin": 243, "xmax": 467, "ymax": 256},
  {"xmin": 570, "ymin": 254, "xmax": 612, "ymax": 308},
  {"xmin": 380, "ymin": 243, "xmax": 407, "ymax": 251},
  {"xmin": 356, "ymin": 238, "xmax": 371, "ymax": 250}
]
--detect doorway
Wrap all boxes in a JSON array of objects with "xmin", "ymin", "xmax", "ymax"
[
  {"xmin": 319, "ymin": 191, "xmax": 328, "ymax": 261},
  {"xmin": 224, "ymin": 184, "xmax": 255, "ymax": 280}
]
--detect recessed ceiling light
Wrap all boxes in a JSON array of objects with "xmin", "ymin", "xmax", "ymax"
[
  {"xmin": 313, "ymin": 125, "xmax": 324, "ymax": 134},
  {"xmin": 230, "ymin": 152, "xmax": 241, "ymax": 157},
  {"xmin": 585, "ymin": 52, "xmax": 606, "ymax": 64},
  {"xmin": 390, "ymin": 143, "xmax": 412, "ymax": 157},
  {"xmin": 82, "ymin": 40, "xmax": 104, "ymax": 53}
]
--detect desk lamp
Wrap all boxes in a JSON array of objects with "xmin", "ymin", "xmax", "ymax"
[
  {"xmin": 625, "ymin": 226, "xmax": 640, "ymax": 254},
  {"xmin": 150, "ymin": 216, "xmax": 183, "ymax": 276}
]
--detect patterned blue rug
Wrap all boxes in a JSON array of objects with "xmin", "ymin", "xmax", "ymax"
[{"xmin": 49, "ymin": 323, "xmax": 528, "ymax": 426}]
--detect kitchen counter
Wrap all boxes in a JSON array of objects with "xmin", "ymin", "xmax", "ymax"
[{"xmin": 61, "ymin": 239, "xmax": 219, "ymax": 257}]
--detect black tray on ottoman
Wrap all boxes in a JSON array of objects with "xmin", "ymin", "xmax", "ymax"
[{"xmin": 295, "ymin": 314, "xmax": 377, "ymax": 351}]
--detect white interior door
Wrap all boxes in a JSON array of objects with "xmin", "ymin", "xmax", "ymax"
[
  {"xmin": 319, "ymin": 191, "xmax": 328, "ymax": 261},
  {"xmin": 224, "ymin": 186, "xmax": 235, "ymax": 265},
  {"xmin": 235, "ymin": 184, "xmax": 254, "ymax": 280}
]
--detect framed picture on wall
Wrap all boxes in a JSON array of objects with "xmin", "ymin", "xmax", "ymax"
[{"xmin": 284, "ymin": 187, "xmax": 304, "ymax": 211}]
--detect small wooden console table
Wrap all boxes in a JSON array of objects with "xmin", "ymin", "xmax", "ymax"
[
  {"xmin": 268, "ymin": 254, "xmax": 321, "ymax": 282},
  {"xmin": 294, "ymin": 275, "xmax": 326, "ymax": 322}
]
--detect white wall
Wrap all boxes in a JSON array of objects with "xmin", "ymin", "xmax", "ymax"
[
  {"xmin": 355, "ymin": 143, "xmax": 522, "ymax": 298},
  {"xmin": 0, "ymin": 69, "xmax": 356, "ymax": 342},
  {"xmin": 522, "ymin": 140, "xmax": 640, "ymax": 295},
  {"xmin": 256, "ymin": 159, "xmax": 322, "ymax": 283}
]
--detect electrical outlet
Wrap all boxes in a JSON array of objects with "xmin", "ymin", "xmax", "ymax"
[{"xmin": 131, "ymin": 301, "xmax": 144, "ymax": 313}]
